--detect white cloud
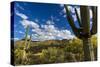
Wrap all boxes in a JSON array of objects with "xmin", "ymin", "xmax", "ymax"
[
  {"xmin": 42, "ymin": 25, "xmax": 56, "ymax": 32},
  {"xmin": 46, "ymin": 20, "xmax": 54, "ymax": 25},
  {"xmin": 15, "ymin": 10, "xmax": 74, "ymax": 41},
  {"xmin": 32, "ymin": 28, "xmax": 43, "ymax": 35},
  {"xmin": 16, "ymin": 12, "xmax": 28, "ymax": 19},
  {"xmin": 20, "ymin": 20, "xmax": 39, "ymax": 28},
  {"xmin": 20, "ymin": 20, "xmax": 30, "ymax": 28},
  {"xmin": 31, "ymin": 20, "xmax": 74, "ymax": 41},
  {"xmin": 72, "ymin": 14, "xmax": 77, "ymax": 22},
  {"xmin": 16, "ymin": 11, "xmax": 39, "ymax": 29},
  {"xmin": 19, "ymin": 30, "xmax": 24, "ymax": 34},
  {"xmin": 59, "ymin": 8, "xmax": 66, "ymax": 17},
  {"xmin": 59, "ymin": 4, "xmax": 66, "ymax": 17},
  {"xmin": 30, "ymin": 21, "xmax": 40, "ymax": 28},
  {"xmin": 60, "ymin": 6, "xmax": 76, "ymax": 18},
  {"xmin": 63, "ymin": 8, "xmax": 66, "ymax": 13},
  {"xmin": 12, "ymin": 38, "xmax": 19, "ymax": 41},
  {"xmin": 52, "ymin": 29, "xmax": 74, "ymax": 40}
]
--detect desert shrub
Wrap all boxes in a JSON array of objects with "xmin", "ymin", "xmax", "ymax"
[
  {"xmin": 39, "ymin": 49, "xmax": 49, "ymax": 63},
  {"xmin": 14, "ymin": 36, "xmax": 97, "ymax": 65},
  {"xmin": 64, "ymin": 38, "xmax": 84, "ymax": 61},
  {"xmin": 14, "ymin": 48, "xmax": 23, "ymax": 65},
  {"xmin": 38, "ymin": 47, "xmax": 65, "ymax": 63}
]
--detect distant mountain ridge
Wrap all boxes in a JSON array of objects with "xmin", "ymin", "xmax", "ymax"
[{"xmin": 14, "ymin": 38, "xmax": 72, "ymax": 49}]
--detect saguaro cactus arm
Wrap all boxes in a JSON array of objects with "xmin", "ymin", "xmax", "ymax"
[
  {"xmin": 64, "ymin": 5, "xmax": 81, "ymax": 38},
  {"xmin": 91, "ymin": 6, "xmax": 97, "ymax": 35},
  {"xmin": 75, "ymin": 8, "xmax": 82, "ymax": 27}
]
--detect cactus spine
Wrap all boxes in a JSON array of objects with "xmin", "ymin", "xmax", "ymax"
[{"xmin": 64, "ymin": 5, "xmax": 97, "ymax": 61}]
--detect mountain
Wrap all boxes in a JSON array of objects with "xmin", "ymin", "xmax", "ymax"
[{"xmin": 15, "ymin": 39, "xmax": 70, "ymax": 46}]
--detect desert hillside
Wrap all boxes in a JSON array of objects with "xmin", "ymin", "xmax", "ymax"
[{"xmin": 13, "ymin": 36, "xmax": 97, "ymax": 65}]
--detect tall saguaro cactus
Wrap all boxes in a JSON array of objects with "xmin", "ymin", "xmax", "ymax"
[
  {"xmin": 22, "ymin": 26, "xmax": 29, "ymax": 64},
  {"xmin": 22, "ymin": 26, "xmax": 32, "ymax": 64},
  {"xmin": 64, "ymin": 5, "xmax": 97, "ymax": 61}
]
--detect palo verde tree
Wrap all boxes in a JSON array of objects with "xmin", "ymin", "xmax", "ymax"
[{"xmin": 64, "ymin": 5, "xmax": 97, "ymax": 61}]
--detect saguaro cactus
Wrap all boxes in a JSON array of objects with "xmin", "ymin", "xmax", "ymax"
[
  {"xmin": 64, "ymin": 5, "xmax": 97, "ymax": 61},
  {"xmin": 22, "ymin": 26, "xmax": 29, "ymax": 64},
  {"xmin": 22, "ymin": 26, "xmax": 32, "ymax": 64}
]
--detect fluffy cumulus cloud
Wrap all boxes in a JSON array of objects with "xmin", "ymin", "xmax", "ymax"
[
  {"xmin": 32, "ymin": 20, "xmax": 75, "ymax": 41},
  {"xmin": 20, "ymin": 20, "xmax": 39, "ymax": 28},
  {"xmin": 15, "ymin": 11, "xmax": 40, "ymax": 29},
  {"xmin": 14, "ymin": 5, "xmax": 94, "ymax": 41},
  {"xmin": 15, "ymin": 11, "xmax": 74, "ymax": 41},
  {"xmin": 16, "ymin": 12, "xmax": 28, "ymax": 19}
]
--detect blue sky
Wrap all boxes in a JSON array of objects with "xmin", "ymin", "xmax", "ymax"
[{"xmin": 11, "ymin": 1, "xmax": 92, "ymax": 41}]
